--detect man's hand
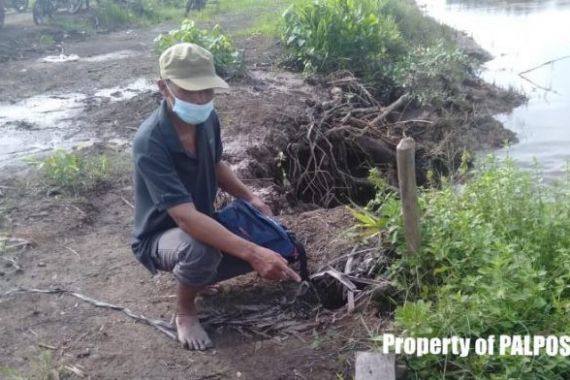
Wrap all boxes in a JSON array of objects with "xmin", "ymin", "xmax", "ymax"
[
  {"xmin": 248, "ymin": 246, "xmax": 301, "ymax": 282},
  {"xmin": 249, "ymin": 196, "xmax": 273, "ymax": 216}
]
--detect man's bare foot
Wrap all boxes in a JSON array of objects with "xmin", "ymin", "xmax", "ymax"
[{"xmin": 175, "ymin": 313, "xmax": 213, "ymax": 351}]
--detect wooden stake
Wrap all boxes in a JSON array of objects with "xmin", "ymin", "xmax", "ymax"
[{"xmin": 396, "ymin": 137, "xmax": 420, "ymax": 254}]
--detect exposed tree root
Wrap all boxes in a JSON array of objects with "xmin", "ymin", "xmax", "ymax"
[{"xmin": 284, "ymin": 72, "xmax": 430, "ymax": 206}]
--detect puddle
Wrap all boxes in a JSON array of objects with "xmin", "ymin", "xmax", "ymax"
[
  {"xmin": 0, "ymin": 93, "xmax": 87, "ymax": 129},
  {"xmin": 0, "ymin": 79, "xmax": 154, "ymax": 169}
]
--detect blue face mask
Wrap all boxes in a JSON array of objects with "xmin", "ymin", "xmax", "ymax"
[{"xmin": 167, "ymin": 84, "xmax": 214, "ymax": 125}]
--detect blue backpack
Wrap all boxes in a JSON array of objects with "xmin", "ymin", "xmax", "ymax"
[{"xmin": 215, "ymin": 199, "xmax": 309, "ymax": 280}]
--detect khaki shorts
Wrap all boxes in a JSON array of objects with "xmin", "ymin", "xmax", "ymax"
[{"xmin": 151, "ymin": 228, "xmax": 253, "ymax": 287}]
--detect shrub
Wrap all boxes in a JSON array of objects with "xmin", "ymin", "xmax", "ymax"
[
  {"xmin": 29, "ymin": 150, "xmax": 110, "ymax": 194},
  {"xmin": 154, "ymin": 20, "xmax": 244, "ymax": 77},
  {"xmin": 396, "ymin": 41, "xmax": 472, "ymax": 105},
  {"xmin": 354, "ymin": 157, "xmax": 570, "ymax": 378},
  {"xmin": 281, "ymin": 0, "xmax": 474, "ymax": 101},
  {"xmin": 282, "ymin": 0, "xmax": 403, "ymax": 75}
]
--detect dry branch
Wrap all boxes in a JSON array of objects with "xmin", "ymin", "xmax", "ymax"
[
  {"xmin": 2, "ymin": 287, "xmax": 178, "ymax": 341},
  {"xmin": 370, "ymin": 94, "xmax": 410, "ymax": 127},
  {"xmin": 519, "ymin": 55, "xmax": 570, "ymax": 75}
]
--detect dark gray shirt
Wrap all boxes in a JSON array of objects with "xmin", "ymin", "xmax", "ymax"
[{"xmin": 131, "ymin": 101, "xmax": 223, "ymax": 274}]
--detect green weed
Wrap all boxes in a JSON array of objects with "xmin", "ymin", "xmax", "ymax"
[
  {"xmin": 28, "ymin": 149, "xmax": 110, "ymax": 194},
  {"xmin": 155, "ymin": 20, "xmax": 244, "ymax": 77},
  {"xmin": 282, "ymin": 0, "xmax": 403, "ymax": 75},
  {"xmin": 356, "ymin": 156, "xmax": 570, "ymax": 378}
]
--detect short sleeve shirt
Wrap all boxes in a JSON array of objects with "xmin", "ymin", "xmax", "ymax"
[{"xmin": 131, "ymin": 101, "xmax": 223, "ymax": 274}]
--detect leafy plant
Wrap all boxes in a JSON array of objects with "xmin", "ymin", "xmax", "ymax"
[
  {"xmin": 360, "ymin": 157, "xmax": 570, "ymax": 378},
  {"xmin": 396, "ymin": 41, "xmax": 472, "ymax": 105},
  {"xmin": 154, "ymin": 20, "xmax": 244, "ymax": 77},
  {"xmin": 282, "ymin": 0, "xmax": 403, "ymax": 75},
  {"xmin": 348, "ymin": 169, "xmax": 401, "ymax": 240},
  {"xmin": 29, "ymin": 150, "xmax": 109, "ymax": 194}
]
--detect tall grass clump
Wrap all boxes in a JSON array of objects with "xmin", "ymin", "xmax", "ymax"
[
  {"xmin": 155, "ymin": 20, "xmax": 244, "ymax": 77},
  {"xmin": 354, "ymin": 157, "xmax": 570, "ymax": 378}
]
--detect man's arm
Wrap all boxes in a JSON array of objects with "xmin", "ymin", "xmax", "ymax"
[
  {"xmin": 168, "ymin": 202, "xmax": 300, "ymax": 282},
  {"xmin": 215, "ymin": 161, "xmax": 273, "ymax": 215}
]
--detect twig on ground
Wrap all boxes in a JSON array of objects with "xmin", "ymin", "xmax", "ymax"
[
  {"xmin": 1, "ymin": 237, "xmax": 33, "ymax": 248},
  {"xmin": 5, "ymin": 241, "xmax": 32, "ymax": 250},
  {"xmin": 70, "ymin": 205, "xmax": 86, "ymax": 217},
  {"xmin": 65, "ymin": 246, "xmax": 81, "ymax": 258},
  {"xmin": 121, "ymin": 196, "xmax": 135, "ymax": 209},
  {"xmin": 38, "ymin": 343, "xmax": 58, "ymax": 350},
  {"xmin": 1, "ymin": 287, "xmax": 177, "ymax": 341},
  {"xmin": 64, "ymin": 364, "xmax": 86, "ymax": 378}
]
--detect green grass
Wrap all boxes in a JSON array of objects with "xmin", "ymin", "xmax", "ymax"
[
  {"xmin": 188, "ymin": 0, "xmax": 290, "ymax": 36},
  {"xmin": 354, "ymin": 156, "xmax": 570, "ymax": 379},
  {"xmin": 233, "ymin": 9, "xmax": 283, "ymax": 38},
  {"xmin": 194, "ymin": 0, "xmax": 289, "ymax": 17}
]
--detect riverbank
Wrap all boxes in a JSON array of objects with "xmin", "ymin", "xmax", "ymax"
[
  {"xmin": 418, "ymin": 0, "xmax": 570, "ymax": 182},
  {"xmin": 0, "ymin": 1, "xmax": 525, "ymax": 378}
]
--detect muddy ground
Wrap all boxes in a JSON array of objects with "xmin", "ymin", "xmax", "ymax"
[{"xmin": 0, "ymin": 6, "xmax": 523, "ymax": 380}]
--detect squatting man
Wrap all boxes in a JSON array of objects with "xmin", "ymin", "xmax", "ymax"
[{"xmin": 131, "ymin": 43, "xmax": 301, "ymax": 351}]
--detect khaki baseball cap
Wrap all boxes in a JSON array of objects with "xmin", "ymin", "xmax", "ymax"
[{"xmin": 159, "ymin": 43, "xmax": 229, "ymax": 91}]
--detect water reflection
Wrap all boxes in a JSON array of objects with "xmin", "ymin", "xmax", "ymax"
[{"xmin": 417, "ymin": 0, "xmax": 570, "ymax": 181}]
